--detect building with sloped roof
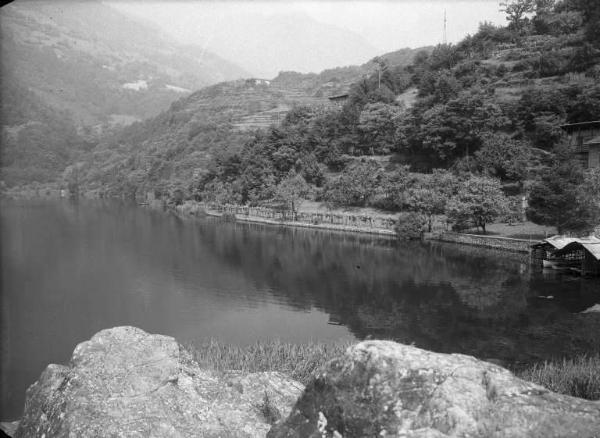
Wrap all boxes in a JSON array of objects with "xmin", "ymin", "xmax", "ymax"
[
  {"xmin": 561, "ymin": 121, "xmax": 600, "ymax": 168},
  {"xmin": 532, "ymin": 236, "xmax": 600, "ymax": 276},
  {"xmin": 328, "ymin": 93, "xmax": 349, "ymax": 107}
]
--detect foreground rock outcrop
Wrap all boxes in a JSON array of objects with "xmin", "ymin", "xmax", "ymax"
[
  {"xmin": 15, "ymin": 327, "xmax": 303, "ymax": 437},
  {"xmin": 13, "ymin": 329, "xmax": 600, "ymax": 437},
  {"xmin": 269, "ymin": 341, "xmax": 600, "ymax": 438}
]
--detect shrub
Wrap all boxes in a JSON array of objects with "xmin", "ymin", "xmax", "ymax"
[
  {"xmin": 394, "ymin": 212, "xmax": 427, "ymax": 240},
  {"xmin": 512, "ymin": 59, "xmax": 533, "ymax": 72},
  {"xmin": 222, "ymin": 211, "xmax": 237, "ymax": 222}
]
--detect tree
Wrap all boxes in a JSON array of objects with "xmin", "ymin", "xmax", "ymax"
[
  {"xmin": 201, "ymin": 180, "xmax": 242, "ymax": 205},
  {"xmin": 567, "ymin": 84, "xmax": 600, "ymax": 123},
  {"xmin": 574, "ymin": 0, "xmax": 600, "ymax": 45},
  {"xmin": 405, "ymin": 171, "xmax": 460, "ymax": 231},
  {"xmin": 415, "ymin": 90, "xmax": 509, "ymax": 167},
  {"xmin": 357, "ymin": 103, "xmax": 404, "ymax": 154},
  {"xmin": 500, "ymin": 0, "xmax": 536, "ymax": 30},
  {"xmin": 446, "ymin": 176, "xmax": 508, "ymax": 233},
  {"xmin": 526, "ymin": 159, "xmax": 599, "ymax": 234},
  {"xmin": 273, "ymin": 172, "xmax": 311, "ymax": 217},
  {"xmin": 324, "ymin": 160, "xmax": 382, "ymax": 207},
  {"xmin": 474, "ymin": 133, "xmax": 531, "ymax": 182},
  {"xmin": 374, "ymin": 165, "xmax": 413, "ymax": 210},
  {"xmin": 297, "ymin": 154, "xmax": 325, "ymax": 186}
]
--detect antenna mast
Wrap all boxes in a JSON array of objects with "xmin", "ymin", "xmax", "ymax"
[{"xmin": 443, "ymin": 9, "xmax": 447, "ymax": 45}]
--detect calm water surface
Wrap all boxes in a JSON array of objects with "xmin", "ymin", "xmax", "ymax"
[{"xmin": 2, "ymin": 199, "xmax": 599, "ymax": 418}]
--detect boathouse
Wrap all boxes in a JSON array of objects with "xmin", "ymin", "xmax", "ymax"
[
  {"xmin": 560, "ymin": 121, "xmax": 600, "ymax": 168},
  {"xmin": 554, "ymin": 240, "xmax": 600, "ymax": 276},
  {"xmin": 532, "ymin": 236, "xmax": 600, "ymax": 276}
]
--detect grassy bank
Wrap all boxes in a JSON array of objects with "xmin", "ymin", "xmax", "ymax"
[
  {"xmin": 186, "ymin": 339, "xmax": 351, "ymax": 385},
  {"xmin": 187, "ymin": 340, "xmax": 600, "ymax": 400},
  {"xmin": 517, "ymin": 355, "xmax": 600, "ymax": 400}
]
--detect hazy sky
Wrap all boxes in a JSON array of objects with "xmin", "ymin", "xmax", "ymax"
[
  {"xmin": 104, "ymin": 1, "xmax": 507, "ymax": 76},
  {"xmin": 108, "ymin": 0, "xmax": 507, "ymax": 52}
]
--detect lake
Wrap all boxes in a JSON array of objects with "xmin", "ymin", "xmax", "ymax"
[{"xmin": 1, "ymin": 199, "xmax": 599, "ymax": 419}]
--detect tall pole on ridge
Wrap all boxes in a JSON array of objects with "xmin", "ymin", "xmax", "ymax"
[{"xmin": 443, "ymin": 9, "xmax": 447, "ymax": 45}]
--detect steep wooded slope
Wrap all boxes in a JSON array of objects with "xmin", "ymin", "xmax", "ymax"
[{"xmin": 0, "ymin": 0, "xmax": 248, "ymax": 128}]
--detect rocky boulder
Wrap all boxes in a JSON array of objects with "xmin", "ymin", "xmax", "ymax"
[
  {"xmin": 269, "ymin": 340, "xmax": 600, "ymax": 438},
  {"xmin": 15, "ymin": 326, "xmax": 303, "ymax": 438}
]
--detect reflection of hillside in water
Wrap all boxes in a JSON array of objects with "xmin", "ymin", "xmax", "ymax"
[
  {"xmin": 49, "ymin": 202, "xmax": 596, "ymax": 367},
  {"xmin": 195, "ymin": 220, "xmax": 600, "ymax": 365},
  {"xmin": 5, "ymin": 200, "xmax": 598, "ymax": 420}
]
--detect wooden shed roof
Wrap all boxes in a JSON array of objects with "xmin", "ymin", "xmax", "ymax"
[
  {"xmin": 555, "ymin": 242, "xmax": 600, "ymax": 261},
  {"xmin": 560, "ymin": 121, "xmax": 600, "ymax": 133},
  {"xmin": 328, "ymin": 93, "xmax": 349, "ymax": 101},
  {"xmin": 532, "ymin": 235, "xmax": 600, "ymax": 250}
]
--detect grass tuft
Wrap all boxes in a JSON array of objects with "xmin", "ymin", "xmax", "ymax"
[
  {"xmin": 517, "ymin": 355, "xmax": 600, "ymax": 400},
  {"xmin": 185, "ymin": 339, "xmax": 352, "ymax": 385},
  {"xmin": 186, "ymin": 340, "xmax": 600, "ymax": 402}
]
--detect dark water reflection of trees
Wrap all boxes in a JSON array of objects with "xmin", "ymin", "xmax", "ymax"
[
  {"xmin": 193, "ymin": 218, "xmax": 600, "ymax": 366},
  {"xmin": 3, "ymin": 199, "xmax": 599, "ymax": 376}
]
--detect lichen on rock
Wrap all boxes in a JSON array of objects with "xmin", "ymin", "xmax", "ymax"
[
  {"xmin": 14, "ymin": 326, "xmax": 304, "ymax": 438},
  {"xmin": 13, "ymin": 331, "xmax": 600, "ymax": 438},
  {"xmin": 268, "ymin": 340, "xmax": 600, "ymax": 438}
]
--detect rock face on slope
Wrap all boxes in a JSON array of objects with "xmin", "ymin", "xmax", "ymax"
[
  {"xmin": 268, "ymin": 340, "xmax": 600, "ymax": 438},
  {"xmin": 15, "ymin": 326, "xmax": 303, "ymax": 438}
]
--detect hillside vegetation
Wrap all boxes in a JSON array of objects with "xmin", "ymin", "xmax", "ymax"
[
  {"xmin": 0, "ymin": 70, "xmax": 87, "ymax": 186},
  {"xmin": 0, "ymin": 0, "xmax": 249, "ymax": 187},
  {"xmin": 0, "ymin": 0, "xmax": 248, "ymax": 128},
  {"xmin": 50, "ymin": 46, "xmax": 427, "ymax": 198},
  {"xmin": 186, "ymin": 0, "xmax": 600, "ymax": 234},
  {"xmin": 5, "ymin": 0, "xmax": 600, "ymax": 234}
]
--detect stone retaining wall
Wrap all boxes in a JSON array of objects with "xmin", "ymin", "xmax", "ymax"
[
  {"xmin": 173, "ymin": 202, "xmax": 547, "ymax": 252},
  {"xmin": 195, "ymin": 202, "xmax": 398, "ymax": 232},
  {"xmin": 426, "ymin": 232, "xmax": 537, "ymax": 253}
]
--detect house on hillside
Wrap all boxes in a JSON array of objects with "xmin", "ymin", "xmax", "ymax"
[
  {"xmin": 328, "ymin": 93, "xmax": 349, "ymax": 107},
  {"xmin": 246, "ymin": 78, "xmax": 271, "ymax": 86},
  {"xmin": 560, "ymin": 121, "xmax": 600, "ymax": 168}
]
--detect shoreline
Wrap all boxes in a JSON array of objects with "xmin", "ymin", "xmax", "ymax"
[
  {"xmin": 1, "ymin": 194, "xmax": 540, "ymax": 252},
  {"xmin": 171, "ymin": 201, "xmax": 539, "ymax": 253},
  {"xmin": 191, "ymin": 205, "xmax": 398, "ymax": 237}
]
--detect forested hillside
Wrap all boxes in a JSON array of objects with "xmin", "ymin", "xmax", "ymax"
[
  {"xmin": 60, "ymin": 46, "xmax": 428, "ymax": 198},
  {"xmin": 0, "ymin": 0, "xmax": 249, "ymax": 186},
  {"xmin": 0, "ymin": 0, "xmax": 248, "ymax": 128},
  {"xmin": 190, "ymin": 0, "xmax": 599, "ymax": 234},
  {"xmin": 0, "ymin": 70, "xmax": 86, "ymax": 186},
  {"xmin": 5, "ymin": 0, "xmax": 600, "ymax": 234}
]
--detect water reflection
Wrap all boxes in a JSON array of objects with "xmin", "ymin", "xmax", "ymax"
[
  {"xmin": 195, "ymin": 220, "xmax": 600, "ymax": 364},
  {"xmin": 1, "ymin": 199, "xmax": 599, "ymax": 419}
]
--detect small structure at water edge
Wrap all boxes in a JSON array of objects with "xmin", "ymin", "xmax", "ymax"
[{"xmin": 532, "ymin": 235, "xmax": 600, "ymax": 276}]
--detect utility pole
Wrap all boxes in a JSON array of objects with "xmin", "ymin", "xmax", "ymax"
[{"xmin": 443, "ymin": 9, "xmax": 447, "ymax": 45}]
